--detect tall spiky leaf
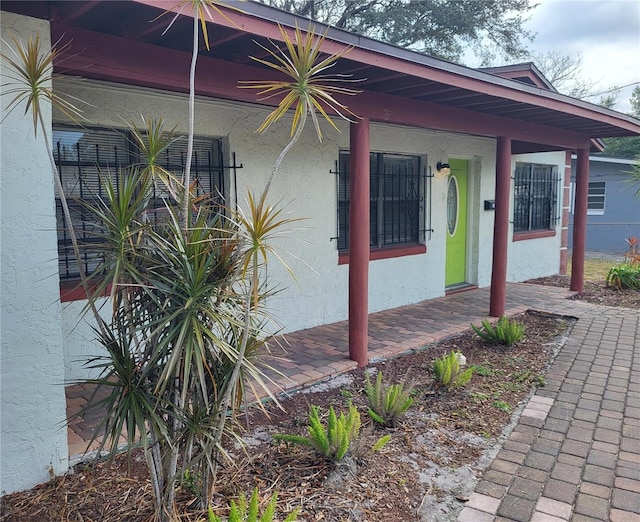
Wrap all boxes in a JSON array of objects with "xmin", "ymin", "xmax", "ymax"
[{"xmin": 240, "ymin": 24, "xmax": 361, "ymax": 196}]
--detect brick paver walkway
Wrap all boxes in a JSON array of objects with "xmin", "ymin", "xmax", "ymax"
[
  {"xmin": 67, "ymin": 283, "xmax": 640, "ymax": 521},
  {"xmin": 458, "ymin": 294, "xmax": 640, "ymax": 522}
]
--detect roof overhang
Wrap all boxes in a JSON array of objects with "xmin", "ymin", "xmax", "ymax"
[{"xmin": 3, "ymin": 0, "xmax": 640, "ymax": 154}]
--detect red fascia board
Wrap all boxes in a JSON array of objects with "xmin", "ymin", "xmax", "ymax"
[
  {"xmin": 129, "ymin": 0, "xmax": 640, "ymax": 136},
  {"xmin": 51, "ymin": 23, "xmax": 594, "ymax": 150},
  {"xmin": 50, "ymin": 23, "xmax": 594, "ymax": 150}
]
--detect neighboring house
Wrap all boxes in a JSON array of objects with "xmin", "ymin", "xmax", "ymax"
[
  {"xmin": 568, "ymin": 156, "xmax": 640, "ymax": 254},
  {"xmin": 2, "ymin": 1, "xmax": 640, "ymax": 494}
]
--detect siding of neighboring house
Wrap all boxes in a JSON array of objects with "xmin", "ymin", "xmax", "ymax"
[
  {"xmin": 568, "ymin": 157, "xmax": 640, "ymax": 253},
  {"xmin": 0, "ymin": 12, "xmax": 69, "ymax": 495}
]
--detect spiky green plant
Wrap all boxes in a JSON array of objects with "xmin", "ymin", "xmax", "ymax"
[
  {"xmin": 433, "ymin": 351, "xmax": 474, "ymax": 389},
  {"xmin": 0, "ymin": 33, "xmax": 106, "ymax": 331},
  {"xmin": 606, "ymin": 263, "xmax": 640, "ymax": 290},
  {"xmin": 471, "ymin": 316, "xmax": 525, "ymax": 346},
  {"xmin": 4, "ymin": 12, "xmax": 360, "ymax": 522},
  {"xmin": 240, "ymin": 23, "xmax": 361, "ymax": 197},
  {"xmin": 363, "ymin": 371, "xmax": 414, "ymax": 427},
  {"xmin": 275, "ymin": 403, "xmax": 389, "ymax": 462},
  {"xmin": 207, "ymin": 488, "xmax": 299, "ymax": 522}
]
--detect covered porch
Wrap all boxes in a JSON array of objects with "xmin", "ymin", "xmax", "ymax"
[
  {"xmin": 5, "ymin": 0, "xmax": 640, "ymax": 370},
  {"xmin": 66, "ymin": 282, "xmax": 577, "ymax": 458}
]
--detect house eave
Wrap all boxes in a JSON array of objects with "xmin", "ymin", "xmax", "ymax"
[{"xmin": 3, "ymin": 0, "xmax": 640, "ymax": 146}]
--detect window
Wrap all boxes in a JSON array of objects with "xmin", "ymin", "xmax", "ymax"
[
  {"xmin": 587, "ymin": 181, "xmax": 606, "ymax": 215},
  {"xmin": 337, "ymin": 151, "xmax": 422, "ymax": 251},
  {"xmin": 53, "ymin": 125, "xmax": 225, "ymax": 281},
  {"xmin": 513, "ymin": 162, "xmax": 559, "ymax": 233}
]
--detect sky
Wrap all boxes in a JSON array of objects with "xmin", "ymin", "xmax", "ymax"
[{"xmin": 523, "ymin": 0, "xmax": 640, "ymax": 113}]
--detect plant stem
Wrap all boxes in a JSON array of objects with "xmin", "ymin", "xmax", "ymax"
[
  {"xmin": 38, "ymin": 113, "xmax": 108, "ymax": 338},
  {"xmin": 261, "ymin": 107, "xmax": 308, "ymax": 200},
  {"xmin": 181, "ymin": 12, "xmax": 200, "ymax": 230}
]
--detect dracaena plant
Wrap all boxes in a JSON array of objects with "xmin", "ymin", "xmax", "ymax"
[
  {"xmin": 0, "ymin": 34, "xmax": 106, "ymax": 331},
  {"xmin": 240, "ymin": 23, "xmax": 361, "ymax": 198},
  {"xmin": 3, "ymin": 6, "xmax": 360, "ymax": 521},
  {"xmin": 81, "ymin": 12, "xmax": 360, "ymax": 522}
]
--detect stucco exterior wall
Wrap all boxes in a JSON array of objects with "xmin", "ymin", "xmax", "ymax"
[
  {"xmin": 1, "ymin": 12, "xmax": 69, "ymax": 494},
  {"xmin": 507, "ymin": 151, "xmax": 565, "ymax": 281},
  {"xmin": 55, "ymin": 79, "xmax": 507, "ymax": 379}
]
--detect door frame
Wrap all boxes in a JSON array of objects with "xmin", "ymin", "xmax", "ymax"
[{"xmin": 445, "ymin": 157, "xmax": 475, "ymax": 288}]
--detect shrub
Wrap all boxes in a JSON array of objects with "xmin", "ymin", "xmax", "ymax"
[
  {"xmin": 274, "ymin": 404, "xmax": 389, "ymax": 461},
  {"xmin": 363, "ymin": 371, "xmax": 414, "ymax": 427},
  {"xmin": 433, "ymin": 351, "xmax": 474, "ymax": 389},
  {"xmin": 606, "ymin": 264, "xmax": 640, "ymax": 290},
  {"xmin": 207, "ymin": 488, "xmax": 299, "ymax": 522},
  {"xmin": 471, "ymin": 316, "xmax": 525, "ymax": 346}
]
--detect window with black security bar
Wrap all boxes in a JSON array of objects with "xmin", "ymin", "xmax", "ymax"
[
  {"xmin": 53, "ymin": 125, "xmax": 226, "ymax": 281},
  {"xmin": 513, "ymin": 162, "xmax": 559, "ymax": 233},
  {"xmin": 337, "ymin": 151, "xmax": 422, "ymax": 251}
]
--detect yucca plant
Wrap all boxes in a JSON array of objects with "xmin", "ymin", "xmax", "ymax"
[
  {"xmin": 363, "ymin": 371, "xmax": 414, "ymax": 427},
  {"xmin": 207, "ymin": 488, "xmax": 299, "ymax": 522},
  {"xmin": 606, "ymin": 263, "xmax": 640, "ymax": 290},
  {"xmin": 471, "ymin": 316, "xmax": 525, "ymax": 346},
  {"xmin": 433, "ymin": 351, "xmax": 474, "ymax": 390},
  {"xmin": 275, "ymin": 403, "xmax": 389, "ymax": 462}
]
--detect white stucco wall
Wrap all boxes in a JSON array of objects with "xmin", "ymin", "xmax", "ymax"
[
  {"xmin": 1, "ymin": 12, "xmax": 69, "ymax": 494},
  {"xmin": 55, "ymin": 78, "xmax": 508, "ymax": 379},
  {"xmin": 508, "ymin": 151, "xmax": 565, "ymax": 281},
  {"xmin": 0, "ymin": 10, "xmax": 574, "ymax": 495}
]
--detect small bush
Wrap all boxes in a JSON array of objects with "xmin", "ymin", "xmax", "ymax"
[
  {"xmin": 606, "ymin": 264, "xmax": 640, "ymax": 290},
  {"xmin": 471, "ymin": 316, "xmax": 525, "ymax": 346},
  {"xmin": 274, "ymin": 403, "xmax": 389, "ymax": 462},
  {"xmin": 433, "ymin": 351, "xmax": 474, "ymax": 389},
  {"xmin": 207, "ymin": 487, "xmax": 299, "ymax": 522},
  {"xmin": 492, "ymin": 400, "xmax": 511, "ymax": 412},
  {"xmin": 364, "ymin": 371, "xmax": 414, "ymax": 427}
]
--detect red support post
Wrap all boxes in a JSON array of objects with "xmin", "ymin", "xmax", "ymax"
[
  {"xmin": 348, "ymin": 118, "xmax": 370, "ymax": 367},
  {"xmin": 490, "ymin": 136, "xmax": 512, "ymax": 317},
  {"xmin": 571, "ymin": 147, "xmax": 590, "ymax": 292}
]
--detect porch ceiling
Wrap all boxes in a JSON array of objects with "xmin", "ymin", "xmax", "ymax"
[{"xmin": 4, "ymin": 0, "xmax": 640, "ymax": 150}]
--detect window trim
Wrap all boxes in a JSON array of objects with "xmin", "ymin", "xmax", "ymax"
[
  {"xmin": 512, "ymin": 229, "xmax": 556, "ymax": 242},
  {"xmin": 338, "ymin": 244, "xmax": 427, "ymax": 264},
  {"xmin": 337, "ymin": 150, "xmax": 425, "ymax": 254},
  {"xmin": 512, "ymin": 162, "xmax": 559, "ymax": 234},
  {"xmin": 53, "ymin": 123, "xmax": 227, "ymax": 300}
]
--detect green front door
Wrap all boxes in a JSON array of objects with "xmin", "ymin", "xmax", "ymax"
[{"xmin": 445, "ymin": 159, "xmax": 468, "ymax": 287}]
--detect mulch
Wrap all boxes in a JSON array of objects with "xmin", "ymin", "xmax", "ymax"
[{"xmin": 1, "ymin": 311, "xmax": 571, "ymax": 522}]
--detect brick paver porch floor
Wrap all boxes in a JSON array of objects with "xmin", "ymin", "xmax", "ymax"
[{"xmin": 66, "ymin": 283, "xmax": 575, "ymax": 456}]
